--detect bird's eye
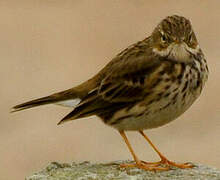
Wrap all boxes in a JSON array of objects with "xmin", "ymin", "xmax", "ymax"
[{"xmin": 161, "ymin": 34, "xmax": 167, "ymax": 42}]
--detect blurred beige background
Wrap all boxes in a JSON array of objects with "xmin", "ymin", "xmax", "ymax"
[{"xmin": 1, "ymin": 0, "xmax": 220, "ymax": 179}]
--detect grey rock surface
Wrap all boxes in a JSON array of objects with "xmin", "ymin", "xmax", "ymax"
[{"xmin": 26, "ymin": 161, "xmax": 220, "ymax": 180}]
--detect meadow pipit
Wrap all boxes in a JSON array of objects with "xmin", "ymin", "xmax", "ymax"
[{"xmin": 12, "ymin": 15, "xmax": 209, "ymax": 171}]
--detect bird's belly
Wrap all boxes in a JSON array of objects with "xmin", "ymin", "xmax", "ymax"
[{"xmin": 111, "ymin": 90, "xmax": 199, "ymax": 131}]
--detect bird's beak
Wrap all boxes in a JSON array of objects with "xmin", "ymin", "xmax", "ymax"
[{"xmin": 174, "ymin": 38, "xmax": 182, "ymax": 45}]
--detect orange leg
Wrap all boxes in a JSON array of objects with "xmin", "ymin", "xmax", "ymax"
[
  {"xmin": 119, "ymin": 130, "xmax": 169, "ymax": 171},
  {"xmin": 139, "ymin": 130, "xmax": 194, "ymax": 169}
]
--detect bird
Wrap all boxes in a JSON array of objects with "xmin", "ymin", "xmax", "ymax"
[{"xmin": 11, "ymin": 15, "xmax": 209, "ymax": 171}]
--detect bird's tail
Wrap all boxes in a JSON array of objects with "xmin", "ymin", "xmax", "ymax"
[{"xmin": 11, "ymin": 88, "xmax": 81, "ymax": 113}]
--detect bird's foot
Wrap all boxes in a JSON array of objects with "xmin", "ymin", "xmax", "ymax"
[
  {"xmin": 141, "ymin": 158, "xmax": 194, "ymax": 169},
  {"xmin": 161, "ymin": 158, "xmax": 194, "ymax": 169},
  {"xmin": 120, "ymin": 161, "xmax": 169, "ymax": 171}
]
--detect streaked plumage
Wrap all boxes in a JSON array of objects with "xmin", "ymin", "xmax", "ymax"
[{"xmin": 12, "ymin": 15, "xmax": 209, "ymax": 171}]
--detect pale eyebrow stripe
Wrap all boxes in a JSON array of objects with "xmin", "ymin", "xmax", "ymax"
[{"xmin": 158, "ymin": 29, "xmax": 165, "ymax": 36}]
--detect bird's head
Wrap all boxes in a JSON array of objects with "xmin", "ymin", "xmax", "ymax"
[{"xmin": 151, "ymin": 15, "xmax": 200, "ymax": 62}]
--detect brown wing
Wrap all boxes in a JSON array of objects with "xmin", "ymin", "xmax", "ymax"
[{"xmin": 58, "ymin": 38, "xmax": 161, "ymax": 124}]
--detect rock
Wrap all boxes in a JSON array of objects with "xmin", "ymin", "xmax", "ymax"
[{"xmin": 26, "ymin": 161, "xmax": 220, "ymax": 180}]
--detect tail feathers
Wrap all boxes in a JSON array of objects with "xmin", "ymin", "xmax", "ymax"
[
  {"xmin": 57, "ymin": 92, "xmax": 109, "ymax": 125},
  {"xmin": 57, "ymin": 96, "xmax": 98, "ymax": 125},
  {"xmin": 57, "ymin": 103, "xmax": 92, "ymax": 125},
  {"xmin": 55, "ymin": 99, "xmax": 81, "ymax": 107},
  {"xmin": 11, "ymin": 88, "xmax": 82, "ymax": 113},
  {"xmin": 11, "ymin": 95, "xmax": 61, "ymax": 112}
]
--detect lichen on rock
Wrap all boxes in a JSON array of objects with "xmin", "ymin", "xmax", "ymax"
[{"xmin": 26, "ymin": 161, "xmax": 220, "ymax": 180}]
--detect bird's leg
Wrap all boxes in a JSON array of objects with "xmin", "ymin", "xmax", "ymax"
[
  {"xmin": 139, "ymin": 130, "xmax": 194, "ymax": 169},
  {"xmin": 119, "ymin": 130, "xmax": 169, "ymax": 171}
]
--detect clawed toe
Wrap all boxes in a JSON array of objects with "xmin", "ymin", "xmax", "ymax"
[
  {"xmin": 141, "ymin": 160, "xmax": 161, "ymax": 166},
  {"xmin": 165, "ymin": 161, "xmax": 194, "ymax": 169},
  {"xmin": 120, "ymin": 162, "xmax": 170, "ymax": 171},
  {"xmin": 120, "ymin": 159, "xmax": 194, "ymax": 171},
  {"xmin": 157, "ymin": 158, "xmax": 194, "ymax": 169}
]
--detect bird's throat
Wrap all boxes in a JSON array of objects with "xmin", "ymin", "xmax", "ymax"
[{"xmin": 153, "ymin": 43, "xmax": 199, "ymax": 63}]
